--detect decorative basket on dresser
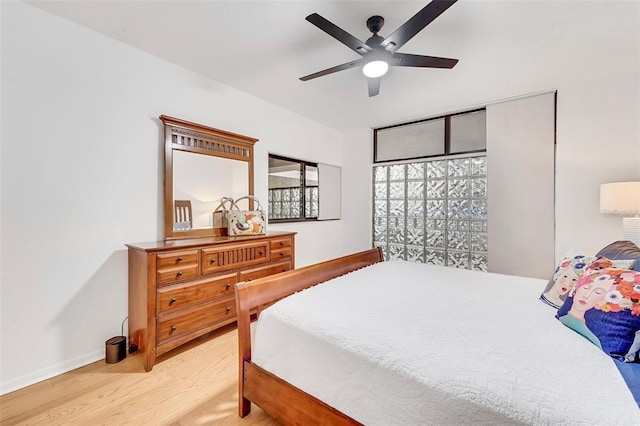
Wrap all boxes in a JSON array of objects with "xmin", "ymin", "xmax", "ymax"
[{"xmin": 127, "ymin": 231, "xmax": 295, "ymax": 371}]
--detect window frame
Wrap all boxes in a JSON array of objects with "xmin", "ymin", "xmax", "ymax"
[
  {"xmin": 373, "ymin": 108, "xmax": 486, "ymax": 164},
  {"xmin": 268, "ymin": 154, "xmax": 319, "ymax": 223}
]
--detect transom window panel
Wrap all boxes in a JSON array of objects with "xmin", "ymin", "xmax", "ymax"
[
  {"xmin": 373, "ymin": 156, "xmax": 487, "ymax": 271},
  {"xmin": 450, "ymin": 110, "xmax": 486, "ymax": 154},
  {"xmin": 375, "ymin": 119, "xmax": 445, "ymax": 162}
]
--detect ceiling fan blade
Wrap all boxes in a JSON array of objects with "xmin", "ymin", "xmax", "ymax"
[
  {"xmin": 300, "ymin": 59, "xmax": 362, "ymax": 81},
  {"xmin": 368, "ymin": 77, "xmax": 381, "ymax": 97},
  {"xmin": 306, "ymin": 13, "xmax": 373, "ymax": 55},
  {"xmin": 394, "ymin": 53, "xmax": 458, "ymax": 69},
  {"xmin": 381, "ymin": 0, "xmax": 457, "ymax": 52}
]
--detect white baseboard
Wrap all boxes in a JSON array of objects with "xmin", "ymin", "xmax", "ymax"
[{"xmin": 0, "ymin": 349, "xmax": 104, "ymax": 396}]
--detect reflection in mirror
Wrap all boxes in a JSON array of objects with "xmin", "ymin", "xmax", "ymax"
[
  {"xmin": 173, "ymin": 150, "xmax": 248, "ymax": 231},
  {"xmin": 174, "ymin": 199, "xmax": 193, "ymax": 230}
]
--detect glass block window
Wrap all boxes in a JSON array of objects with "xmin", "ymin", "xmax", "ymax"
[
  {"xmin": 305, "ymin": 186, "xmax": 318, "ymax": 217},
  {"xmin": 373, "ymin": 156, "xmax": 487, "ymax": 271},
  {"xmin": 268, "ymin": 187, "xmax": 317, "ymax": 220}
]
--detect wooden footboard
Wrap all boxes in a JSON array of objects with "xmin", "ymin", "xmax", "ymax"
[{"xmin": 234, "ymin": 248, "xmax": 383, "ymax": 424}]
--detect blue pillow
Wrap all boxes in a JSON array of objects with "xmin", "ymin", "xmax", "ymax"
[{"xmin": 556, "ymin": 267, "xmax": 640, "ymax": 362}]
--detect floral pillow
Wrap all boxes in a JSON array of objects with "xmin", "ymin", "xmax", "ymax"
[
  {"xmin": 540, "ymin": 251, "xmax": 592, "ymax": 308},
  {"xmin": 556, "ymin": 267, "xmax": 640, "ymax": 362},
  {"xmin": 540, "ymin": 253, "xmax": 625, "ymax": 309}
]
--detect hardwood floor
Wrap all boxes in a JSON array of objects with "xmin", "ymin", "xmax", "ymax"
[{"xmin": 0, "ymin": 324, "xmax": 279, "ymax": 425}]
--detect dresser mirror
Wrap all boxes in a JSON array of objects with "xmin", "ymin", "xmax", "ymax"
[{"xmin": 161, "ymin": 115, "xmax": 257, "ymax": 240}]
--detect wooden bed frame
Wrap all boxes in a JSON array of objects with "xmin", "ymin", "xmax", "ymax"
[{"xmin": 234, "ymin": 248, "xmax": 383, "ymax": 425}]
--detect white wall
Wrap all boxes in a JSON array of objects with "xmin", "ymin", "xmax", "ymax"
[
  {"xmin": 555, "ymin": 72, "xmax": 640, "ymax": 255},
  {"xmin": 0, "ymin": 1, "xmax": 343, "ymax": 394}
]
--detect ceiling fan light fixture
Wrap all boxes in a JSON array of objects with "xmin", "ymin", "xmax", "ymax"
[
  {"xmin": 362, "ymin": 59, "xmax": 389, "ymax": 78},
  {"xmin": 301, "ymin": 1, "xmax": 460, "ymax": 95}
]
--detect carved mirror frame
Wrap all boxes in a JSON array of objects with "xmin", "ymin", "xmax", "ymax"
[{"xmin": 161, "ymin": 115, "xmax": 257, "ymax": 240}]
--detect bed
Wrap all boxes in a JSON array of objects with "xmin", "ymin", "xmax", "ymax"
[{"xmin": 235, "ymin": 248, "xmax": 640, "ymax": 425}]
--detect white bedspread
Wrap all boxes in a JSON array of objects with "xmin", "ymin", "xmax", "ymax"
[{"xmin": 252, "ymin": 260, "xmax": 640, "ymax": 425}]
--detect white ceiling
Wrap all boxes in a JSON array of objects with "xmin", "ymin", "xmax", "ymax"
[{"xmin": 26, "ymin": 0, "xmax": 638, "ymax": 132}]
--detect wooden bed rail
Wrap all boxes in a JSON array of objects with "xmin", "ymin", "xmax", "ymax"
[{"xmin": 234, "ymin": 247, "xmax": 383, "ymax": 421}]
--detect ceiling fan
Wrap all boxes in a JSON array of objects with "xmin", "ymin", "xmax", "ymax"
[{"xmin": 300, "ymin": 0, "xmax": 459, "ymax": 97}]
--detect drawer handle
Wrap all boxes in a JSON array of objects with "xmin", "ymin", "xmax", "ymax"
[
  {"xmin": 279, "ymin": 241, "xmax": 285, "ymax": 246},
  {"xmin": 177, "ymin": 256, "xmax": 183, "ymax": 262},
  {"xmin": 170, "ymin": 325, "xmax": 176, "ymax": 333},
  {"xmin": 176, "ymin": 271, "xmax": 183, "ymax": 277},
  {"xmin": 247, "ymin": 278, "xmax": 253, "ymax": 281},
  {"xmin": 210, "ymin": 259, "xmax": 216, "ymax": 264},
  {"xmin": 225, "ymin": 307, "xmax": 231, "ymax": 313},
  {"xmin": 170, "ymin": 297, "xmax": 177, "ymax": 304},
  {"xmin": 259, "ymin": 250, "xmax": 264, "ymax": 255},
  {"xmin": 280, "ymin": 251, "xmax": 284, "ymax": 256},
  {"xmin": 226, "ymin": 283, "xmax": 232, "ymax": 289}
]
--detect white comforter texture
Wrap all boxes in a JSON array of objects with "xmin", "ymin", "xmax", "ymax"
[{"xmin": 252, "ymin": 260, "xmax": 640, "ymax": 425}]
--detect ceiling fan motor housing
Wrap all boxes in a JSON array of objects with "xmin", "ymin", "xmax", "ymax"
[{"xmin": 366, "ymin": 15, "xmax": 384, "ymax": 34}]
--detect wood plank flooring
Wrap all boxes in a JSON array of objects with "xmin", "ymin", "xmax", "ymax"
[{"xmin": 0, "ymin": 324, "xmax": 279, "ymax": 425}]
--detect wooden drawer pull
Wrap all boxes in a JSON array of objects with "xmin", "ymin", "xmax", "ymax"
[
  {"xmin": 170, "ymin": 326, "xmax": 176, "ymax": 333},
  {"xmin": 170, "ymin": 297, "xmax": 177, "ymax": 305},
  {"xmin": 259, "ymin": 250, "xmax": 264, "ymax": 255},
  {"xmin": 226, "ymin": 283, "xmax": 232, "ymax": 289},
  {"xmin": 279, "ymin": 241, "xmax": 285, "ymax": 246},
  {"xmin": 210, "ymin": 259, "xmax": 216, "ymax": 264},
  {"xmin": 177, "ymin": 256, "xmax": 183, "ymax": 262},
  {"xmin": 225, "ymin": 307, "xmax": 231, "ymax": 313},
  {"xmin": 247, "ymin": 278, "xmax": 253, "ymax": 281},
  {"xmin": 176, "ymin": 271, "xmax": 183, "ymax": 277}
]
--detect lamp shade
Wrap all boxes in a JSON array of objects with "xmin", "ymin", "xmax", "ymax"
[{"xmin": 600, "ymin": 182, "xmax": 640, "ymax": 216}]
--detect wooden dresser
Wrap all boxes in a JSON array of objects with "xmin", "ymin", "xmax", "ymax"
[{"xmin": 126, "ymin": 231, "xmax": 295, "ymax": 371}]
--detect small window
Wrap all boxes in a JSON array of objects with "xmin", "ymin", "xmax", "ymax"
[
  {"xmin": 268, "ymin": 154, "xmax": 318, "ymax": 222},
  {"xmin": 449, "ymin": 110, "xmax": 486, "ymax": 154},
  {"xmin": 374, "ymin": 108, "xmax": 486, "ymax": 163},
  {"xmin": 375, "ymin": 118, "xmax": 445, "ymax": 162}
]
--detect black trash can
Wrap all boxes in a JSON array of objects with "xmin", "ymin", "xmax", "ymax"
[{"xmin": 105, "ymin": 336, "xmax": 126, "ymax": 364}]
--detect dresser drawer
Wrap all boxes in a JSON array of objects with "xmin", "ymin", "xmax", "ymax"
[
  {"xmin": 238, "ymin": 260, "xmax": 292, "ymax": 282},
  {"xmin": 156, "ymin": 298, "xmax": 236, "ymax": 345},
  {"xmin": 156, "ymin": 264, "xmax": 199, "ymax": 285},
  {"xmin": 270, "ymin": 246, "xmax": 292, "ymax": 261},
  {"xmin": 270, "ymin": 237, "xmax": 292, "ymax": 250},
  {"xmin": 156, "ymin": 250, "xmax": 199, "ymax": 269},
  {"xmin": 156, "ymin": 273, "xmax": 236, "ymax": 315},
  {"xmin": 201, "ymin": 241, "xmax": 269, "ymax": 274}
]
